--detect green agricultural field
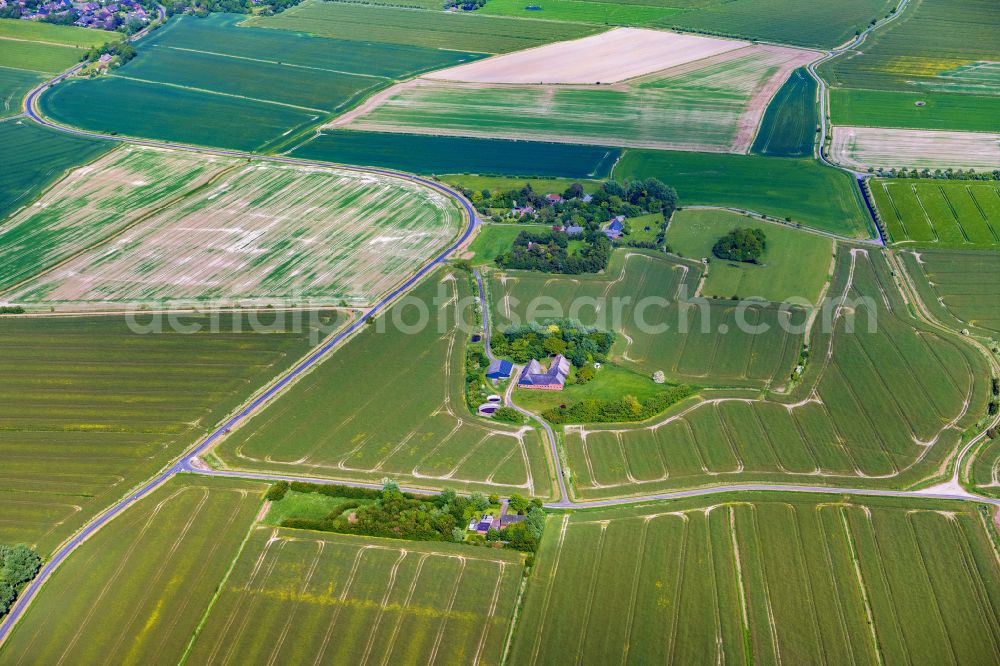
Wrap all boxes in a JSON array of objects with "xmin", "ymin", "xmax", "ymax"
[
  {"xmin": 490, "ymin": 250, "xmax": 807, "ymax": 389},
  {"xmin": 870, "ymin": 178, "xmax": 1000, "ymax": 249},
  {"xmin": 822, "ymin": 0, "xmax": 1000, "ymax": 92},
  {"xmin": 615, "ymin": 149, "xmax": 872, "ymax": 238},
  {"xmin": 185, "ymin": 528, "xmax": 524, "ymax": 664},
  {"xmin": 0, "ymin": 18, "xmax": 106, "ymax": 73},
  {"xmin": 0, "ymin": 313, "xmax": 341, "ymax": 554},
  {"xmin": 443, "ymin": 175, "xmax": 603, "ymax": 197},
  {"xmin": 215, "ymin": 271, "xmax": 553, "ymax": 498},
  {"xmin": 0, "ymin": 17, "xmax": 115, "ymax": 48},
  {"xmin": 899, "ymin": 248, "xmax": 1000, "ymax": 336},
  {"xmin": 0, "ymin": 66, "xmax": 42, "ymax": 117},
  {"xmin": 510, "ymin": 493, "xmax": 1000, "ymax": 664},
  {"xmin": 40, "ymin": 75, "xmax": 322, "ymax": 152},
  {"xmin": 0, "ymin": 476, "xmax": 268, "ymax": 663},
  {"xmin": 969, "ymin": 438, "xmax": 1000, "ymax": 498},
  {"xmin": 4, "ymin": 145, "xmax": 464, "ymax": 308},
  {"xmin": 262, "ymin": 489, "xmax": 376, "ymax": 525},
  {"xmin": 245, "ymin": 0, "xmax": 602, "ymax": 53},
  {"xmin": 663, "ymin": 0, "xmax": 896, "ymax": 49},
  {"xmin": 665, "ymin": 209, "xmax": 834, "ymax": 303},
  {"xmin": 562, "ymin": 247, "xmax": 991, "ymax": 498},
  {"xmin": 477, "ymin": 0, "xmax": 682, "ymax": 25},
  {"xmin": 347, "ymin": 46, "xmax": 812, "ymax": 154},
  {"xmin": 830, "ymin": 89, "xmax": 1000, "ymax": 132},
  {"xmin": 467, "ymin": 224, "xmax": 552, "ymax": 265},
  {"xmin": 290, "ymin": 131, "xmax": 621, "ymax": 179},
  {"xmin": 35, "ymin": 13, "xmax": 486, "ymax": 152},
  {"xmin": 751, "ymin": 68, "xmax": 817, "ymax": 158},
  {"xmin": 0, "ymin": 118, "xmax": 112, "ymax": 219}
]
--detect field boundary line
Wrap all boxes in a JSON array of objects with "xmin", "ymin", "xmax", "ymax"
[
  {"xmin": 0, "ymin": 34, "xmax": 86, "ymax": 49},
  {"xmin": 177, "ymin": 500, "xmax": 265, "ymax": 664},
  {"xmin": 159, "ymin": 45, "xmax": 391, "ymax": 80},
  {"xmin": 107, "ymin": 73, "xmax": 330, "ymax": 113}
]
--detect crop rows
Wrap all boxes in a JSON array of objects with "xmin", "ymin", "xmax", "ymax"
[
  {"xmin": 563, "ymin": 248, "xmax": 990, "ymax": 498},
  {"xmin": 901, "ymin": 248, "xmax": 1000, "ymax": 336},
  {"xmin": 186, "ymin": 528, "xmax": 523, "ymax": 665},
  {"xmin": 7, "ymin": 150, "xmax": 462, "ymax": 308},
  {"xmin": 216, "ymin": 273, "xmax": 552, "ymax": 497},
  {"xmin": 510, "ymin": 495, "xmax": 1000, "ymax": 664},
  {"xmin": 872, "ymin": 178, "xmax": 1000, "ymax": 249},
  {"xmin": 0, "ymin": 312, "xmax": 335, "ymax": 553},
  {"xmin": 0, "ymin": 477, "xmax": 268, "ymax": 663}
]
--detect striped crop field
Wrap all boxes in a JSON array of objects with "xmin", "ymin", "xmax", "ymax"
[
  {"xmin": 3, "ymin": 145, "xmax": 464, "ymax": 309},
  {"xmin": 489, "ymin": 250, "xmax": 809, "ymax": 389},
  {"xmin": 0, "ymin": 145, "xmax": 237, "ymax": 296},
  {"xmin": 0, "ymin": 476, "xmax": 268, "ymax": 663},
  {"xmin": 870, "ymin": 178, "xmax": 1000, "ymax": 249},
  {"xmin": 339, "ymin": 44, "xmax": 817, "ymax": 154},
  {"xmin": 899, "ymin": 248, "xmax": 1000, "ymax": 336},
  {"xmin": 561, "ymin": 247, "xmax": 991, "ymax": 499},
  {"xmin": 969, "ymin": 438, "xmax": 1000, "ymax": 498},
  {"xmin": 0, "ymin": 312, "xmax": 342, "ymax": 554},
  {"xmin": 215, "ymin": 272, "xmax": 554, "ymax": 498},
  {"xmin": 185, "ymin": 528, "xmax": 524, "ymax": 664},
  {"xmin": 510, "ymin": 494, "xmax": 1000, "ymax": 664}
]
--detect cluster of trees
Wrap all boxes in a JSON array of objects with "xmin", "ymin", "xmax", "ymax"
[
  {"xmin": 492, "ymin": 320, "xmax": 614, "ymax": 368},
  {"xmin": 495, "ymin": 228, "xmax": 612, "ymax": 274},
  {"xmin": 868, "ymin": 167, "xmax": 1000, "ymax": 181},
  {"xmin": 443, "ymin": 0, "xmax": 486, "ymax": 9},
  {"xmin": 166, "ymin": 0, "xmax": 300, "ymax": 17},
  {"xmin": 543, "ymin": 385, "xmax": 694, "ymax": 424},
  {"xmin": 465, "ymin": 344, "xmax": 492, "ymax": 414},
  {"xmin": 0, "ymin": 545, "xmax": 42, "ymax": 617},
  {"xmin": 272, "ymin": 481, "xmax": 545, "ymax": 552},
  {"xmin": 989, "ymin": 377, "xmax": 999, "ymax": 418},
  {"xmin": 713, "ymin": 228, "xmax": 766, "ymax": 263},
  {"xmin": 84, "ymin": 41, "xmax": 137, "ymax": 65}
]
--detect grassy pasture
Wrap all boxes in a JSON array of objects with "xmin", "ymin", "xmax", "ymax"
[
  {"xmin": 0, "ymin": 312, "xmax": 339, "ymax": 554},
  {"xmin": 0, "ymin": 118, "xmax": 112, "ymax": 218},
  {"xmin": 615, "ymin": 149, "xmax": 871, "ymax": 238},
  {"xmin": 490, "ymin": 250, "xmax": 807, "ymax": 389},
  {"xmin": 215, "ymin": 272, "xmax": 553, "ymax": 498},
  {"xmin": 511, "ymin": 493, "xmax": 1000, "ymax": 664},
  {"xmin": 185, "ymin": 528, "xmax": 523, "ymax": 664},
  {"xmin": 347, "ymin": 46, "xmax": 812, "ymax": 154},
  {"xmin": 870, "ymin": 178, "xmax": 1000, "ymax": 249},
  {"xmin": 5, "ymin": 146, "xmax": 464, "ymax": 308},
  {"xmin": 665, "ymin": 208, "xmax": 834, "ymax": 303},
  {"xmin": 0, "ymin": 18, "xmax": 99, "ymax": 74},
  {"xmin": 467, "ymin": 224, "xmax": 552, "ymax": 265},
  {"xmin": 244, "ymin": 0, "xmax": 602, "ymax": 53},
  {"xmin": 751, "ymin": 67, "xmax": 817, "ymax": 158},
  {"xmin": 513, "ymin": 363, "xmax": 664, "ymax": 415},
  {"xmin": 822, "ymin": 0, "xmax": 1000, "ymax": 92},
  {"xmin": 443, "ymin": 175, "xmax": 604, "ymax": 196},
  {"xmin": 0, "ymin": 145, "xmax": 237, "ymax": 295},
  {"xmin": 0, "ymin": 66, "xmax": 42, "ymax": 117},
  {"xmin": 900, "ymin": 248, "xmax": 1000, "ymax": 336},
  {"xmin": 290, "ymin": 130, "xmax": 621, "ymax": 178},
  {"xmin": 0, "ymin": 476, "xmax": 267, "ymax": 663},
  {"xmin": 831, "ymin": 88, "xmax": 1000, "ymax": 133},
  {"xmin": 562, "ymin": 248, "xmax": 991, "ymax": 498}
]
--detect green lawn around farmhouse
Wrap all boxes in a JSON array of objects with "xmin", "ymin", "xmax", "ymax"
[
  {"xmin": 467, "ymin": 224, "xmax": 552, "ymax": 265},
  {"xmin": 666, "ymin": 209, "xmax": 835, "ymax": 303},
  {"xmin": 513, "ymin": 363, "xmax": 663, "ymax": 415}
]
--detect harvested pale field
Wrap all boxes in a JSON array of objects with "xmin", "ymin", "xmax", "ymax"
[
  {"xmin": 6, "ymin": 149, "xmax": 464, "ymax": 308},
  {"xmin": 0, "ymin": 145, "xmax": 234, "ymax": 294},
  {"xmin": 339, "ymin": 45, "xmax": 818, "ymax": 153},
  {"xmin": 423, "ymin": 27, "xmax": 745, "ymax": 85},
  {"xmin": 831, "ymin": 126, "xmax": 1000, "ymax": 170}
]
